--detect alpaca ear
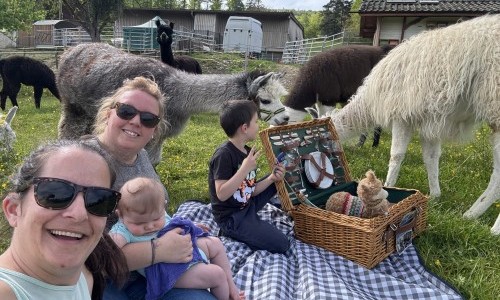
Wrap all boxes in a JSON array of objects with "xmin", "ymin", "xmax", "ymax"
[
  {"xmin": 365, "ymin": 170, "xmax": 375, "ymax": 181},
  {"xmin": 169, "ymin": 22, "xmax": 174, "ymax": 29},
  {"xmin": 155, "ymin": 19, "xmax": 161, "ymax": 27},
  {"xmin": 6, "ymin": 106, "xmax": 18, "ymax": 125}
]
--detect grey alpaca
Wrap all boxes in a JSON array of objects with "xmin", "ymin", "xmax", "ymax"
[
  {"xmin": 284, "ymin": 45, "xmax": 393, "ymax": 147},
  {"xmin": 57, "ymin": 43, "xmax": 289, "ymax": 165},
  {"xmin": 156, "ymin": 19, "xmax": 203, "ymax": 74},
  {"xmin": 0, "ymin": 56, "xmax": 60, "ymax": 110}
]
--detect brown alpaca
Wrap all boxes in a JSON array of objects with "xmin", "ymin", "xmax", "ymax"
[{"xmin": 325, "ymin": 170, "xmax": 390, "ymax": 218}]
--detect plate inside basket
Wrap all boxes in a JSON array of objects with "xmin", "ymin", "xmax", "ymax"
[{"xmin": 304, "ymin": 151, "xmax": 334, "ymax": 189}]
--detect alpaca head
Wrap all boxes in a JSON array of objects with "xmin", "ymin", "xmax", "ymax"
[
  {"xmin": 156, "ymin": 19, "xmax": 174, "ymax": 46},
  {"xmin": 0, "ymin": 106, "xmax": 18, "ymax": 152},
  {"xmin": 357, "ymin": 170, "xmax": 390, "ymax": 217},
  {"xmin": 248, "ymin": 72, "xmax": 289, "ymax": 126}
]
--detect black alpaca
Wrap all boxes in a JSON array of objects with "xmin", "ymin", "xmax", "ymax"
[
  {"xmin": 0, "ymin": 56, "xmax": 60, "ymax": 110},
  {"xmin": 155, "ymin": 20, "xmax": 202, "ymax": 74},
  {"xmin": 284, "ymin": 45, "xmax": 394, "ymax": 147}
]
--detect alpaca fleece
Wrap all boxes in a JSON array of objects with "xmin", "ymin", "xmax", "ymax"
[
  {"xmin": 326, "ymin": 15, "xmax": 500, "ymax": 234},
  {"xmin": 56, "ymin": 43, "xmax": 289, "ymax": 165},
  {"xmin": 0, "ymin": 56, "xmax": 60, "ymax": 110}
]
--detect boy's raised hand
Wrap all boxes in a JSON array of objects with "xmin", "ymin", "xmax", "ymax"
[{"xmin": 242, "ymin": 146, "xmax": 261, "ymax": 172}]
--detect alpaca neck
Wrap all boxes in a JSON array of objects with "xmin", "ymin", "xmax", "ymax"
[
  {"xmin": 160, "ymin": 72, "xmax": 250, "ymax": 137},
  {"xmin": 167, "ymin": 73, "xmax": 249, "ymax": 114},
  {"xmin": 332, "ymin": 93, "xmax": 375, "ymax": 140},
  {"xmin": 159, "ymin": 42, "xmax": 175, "ymax": 66}
]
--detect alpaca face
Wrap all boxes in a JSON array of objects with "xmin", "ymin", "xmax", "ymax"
[
  {"xmin": 156, "ymin": 21, "xmax": 174, "ymax": 46},
  {"xmin": 254, "ymin": 74, "xmax": 289, "ymax": 126},
  {"xmin": 363, "ymin": 188, "xmax": 389, "ymax": 207}
]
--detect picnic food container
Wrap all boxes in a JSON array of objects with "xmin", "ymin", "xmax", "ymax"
[{"xmin": 260, "ymin": 118, "xmax": 428, "ymax": 269}]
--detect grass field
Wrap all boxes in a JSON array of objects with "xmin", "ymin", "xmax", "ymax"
[{"xmin": 1, "ymin": 68, "xmax": 499, "ymax": 299}]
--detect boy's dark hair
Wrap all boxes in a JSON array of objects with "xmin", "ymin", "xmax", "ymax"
[{"xmin": 220, "ymin": 100, "xmax": 258, "ymax": 137}]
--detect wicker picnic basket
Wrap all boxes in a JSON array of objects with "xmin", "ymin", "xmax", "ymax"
[{"xmin": 260, "ymin": 118, "xmax": 428, "ymax": 269}]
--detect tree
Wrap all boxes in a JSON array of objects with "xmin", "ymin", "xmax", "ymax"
[
  {"xmin": 321, "ymin": 0, "xmax": 352, "ymax": 36},
  {"xmin": 345, "ymin": 0, "xmax": 362, "ymax": 35},
  {"xmin": 38, "ymin": 0, "xmax": 61, "ymax": 20},
  {"xmin": 227, "ymin": 0, "xmax": 245, "ymax": 11},
  {"xmin": 188, "ymin": 0, "xmax": 202, "ymax": 9},
  {"xmin": 62, "ymin": 0, "xmax": 123, "ymax": 42},
  {"xmin": 123, "ymin": 0, "xmax": 178, "ymax": 8},
  {"xmin": 211, "ymin": 0, "xmax": 223, "ymax": 10},
  {"xmin": 0, "ymin": 0, "xmax": 45, "ymax": 32},
  {"xmin": 296, "ymin": 12, "xmax": 323, "ymax": 38},
  {"xmin": 246, "ymin": 0, "xmax": 264, "ymax": 10}
]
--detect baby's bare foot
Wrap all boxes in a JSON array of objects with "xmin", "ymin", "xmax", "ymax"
[
  {"xmin": 230, "ymin": 290, "xmax": 245, "ymax": 300},
  {"xmin": 229, "ymin": 284, "xmax": 245, "ymax": 300}
]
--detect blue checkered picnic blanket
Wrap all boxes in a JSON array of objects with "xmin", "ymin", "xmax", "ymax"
[{"xmin": 174, "ymin": 201, "xmax": 463, "ymax": 300}]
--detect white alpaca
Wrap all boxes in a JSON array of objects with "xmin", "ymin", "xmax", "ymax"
[
  {"xmin": 0, "ymin": 106, "xmax": 18, "ymax": 152},
  {"xmin": 326, "ymin": 14, "xmax": 500, "ymax": 234}
]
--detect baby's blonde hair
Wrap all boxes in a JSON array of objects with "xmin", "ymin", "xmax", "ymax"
[{"xmin": 118, "ymin": 177, "xmax": 165, "ymax": 215}]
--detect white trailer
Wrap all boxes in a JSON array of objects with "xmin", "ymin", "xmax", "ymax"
[{"xmin": 223, "ymin": 16, "xmax": 263, "ymax": 55}]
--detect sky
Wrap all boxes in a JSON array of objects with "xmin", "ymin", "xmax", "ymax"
[{"xmin": 260, "ymin": 0, "xmax": 328, "ymax": 11}]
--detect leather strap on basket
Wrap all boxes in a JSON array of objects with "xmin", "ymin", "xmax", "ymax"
[
  {"xmin": 384, "ymin": 207, "xmax": 421, "ymax": 251},
  {"xmin": 301, "ymin": 153, "xmax": 335, "ymax": 188},
  {"xmin": 280, "ymin": 140, "xmax": 301, "ymax": 171}
]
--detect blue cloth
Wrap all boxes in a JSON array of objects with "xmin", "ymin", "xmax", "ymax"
[
  {"xmin": 144, "ymin": 216, "xmax": 209, "ymax": 300},
  {"xmin": 103, "ymin": 275, "xmax": 216, "ymax": 300}
]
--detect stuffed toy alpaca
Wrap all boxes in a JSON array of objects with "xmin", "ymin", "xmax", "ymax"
[
  {"xmin": 325, "ymin": 170, "xmax": 390, "ymax": 218},
  {"xmin": 0, "ymin": 106, "xmax": 17, "ymax": 152}
]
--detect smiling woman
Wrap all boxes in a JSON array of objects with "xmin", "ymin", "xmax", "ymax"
[{"xmin": 0, "ymin": 139, "xmax": 128, "ymax": 300}]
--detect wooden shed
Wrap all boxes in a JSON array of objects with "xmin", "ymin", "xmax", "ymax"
[{"xmin": 17, "ymin": 20, "xmax": 84, "ymax": 48}]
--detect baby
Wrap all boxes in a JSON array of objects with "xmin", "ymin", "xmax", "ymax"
[{"xmin": 110, "ymin": 177, "xmax": 244, "ymax": 300}]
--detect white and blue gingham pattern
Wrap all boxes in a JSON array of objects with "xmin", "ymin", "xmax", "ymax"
[{"xmin": 175, "ymin": 201, "xmax": 463, "ymax": 300}]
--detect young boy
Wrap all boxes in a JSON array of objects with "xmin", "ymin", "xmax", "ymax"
[
  {"xmin": 208, "ymin": 100, "xmax": 290, "ymax": 254},
  {"xmin": 110, "ymin": 177, "xmax": 244, "ymax": 300}
]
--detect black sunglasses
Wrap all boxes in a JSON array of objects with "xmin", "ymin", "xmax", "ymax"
[
  {"xmin": 113, "ymin": 102, "xmax": 160, "ymax": 128},
  {"xmin": 33, "ymin": 177, "xmax": 121, "ymax": 217}
]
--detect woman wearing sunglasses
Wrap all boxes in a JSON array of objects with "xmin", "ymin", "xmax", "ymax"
[
  {"xmin": 84, "ymin": 76, "xmax": 216, "ymax": 300},
  {"xmin": 0, "ymin": 139, "xmax": 126, "ymax": 299}
]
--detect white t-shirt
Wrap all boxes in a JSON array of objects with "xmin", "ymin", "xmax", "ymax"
[{"xmin": 0, "ymin": 267, "xmax": 90, "ymax": 300}]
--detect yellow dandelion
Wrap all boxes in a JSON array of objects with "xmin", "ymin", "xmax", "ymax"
[{"xmin": 435, "ymin": 259, "xmax": 442, "ymax": 267}]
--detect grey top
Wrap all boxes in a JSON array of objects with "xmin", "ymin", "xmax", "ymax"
[{"xmin": 84, "ymin": 136, "xmax": 169, "ymax": 227}]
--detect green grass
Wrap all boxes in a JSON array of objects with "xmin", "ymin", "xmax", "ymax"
[{"xmin": 1, "ymin": 74, "xmax": 500, "ymax": 299}]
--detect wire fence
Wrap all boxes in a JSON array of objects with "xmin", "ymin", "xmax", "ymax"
[
  {"xmin": 6, "ymin": 27, "xmax": 373, "ymax": 65},
  {"xmin": 281, "ymin": 32, "xmax": 373, "ymax": 64}
]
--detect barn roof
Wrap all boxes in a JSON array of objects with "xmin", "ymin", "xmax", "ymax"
[
  {"xmin": 33, "ymin": 20, "xmax": 79, "ymax": 28},
  {"xmin": 359, "ymin": 0, "xmax": 500, "ymax": 14}
]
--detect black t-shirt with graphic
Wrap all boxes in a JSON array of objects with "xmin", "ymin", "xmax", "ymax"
[{"xmin": 209, "ymin": 141, "xmax": 257, "ymax": 223}]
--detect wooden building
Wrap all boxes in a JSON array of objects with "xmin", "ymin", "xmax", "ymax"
[
  {"xmin": 358, "ymin": 0, "xmax": 500, "ymax": 45},
  {"xmin": 117, "ymin": 8, "xmax": 304, "ymax": 57},
  {"xmin": 17, "ymin": 20, "xmax": 88, "ymax": 48}
]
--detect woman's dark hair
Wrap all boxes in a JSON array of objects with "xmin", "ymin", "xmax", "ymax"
[
  {"xmin": 4, "ymin": 139, "xmax": 128, "ymax": 300},
  {"xmin": 9, "ymin": 139, "xmax": 116, "ymax": 196},
  {"xmin": 86, "ymin": 232, "xmax": 129, "ymax": 300}
]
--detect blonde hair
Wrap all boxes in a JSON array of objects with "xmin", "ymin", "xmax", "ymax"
[
  {"xmin": 118, "ymin": 177, "xmax": 165, "ymax": 215},
  {"xmin": 93, "ymin": 76, "xmax": 168, "ymax": 139}
]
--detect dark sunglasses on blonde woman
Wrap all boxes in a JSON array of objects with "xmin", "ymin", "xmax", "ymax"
[
  {"xmin": 33, "ymin": 177, "xmax": 121, "ymax": 217},
  {"xmin": 113, "ymin": 102, "xmax": 160, "ymax": 128}
]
